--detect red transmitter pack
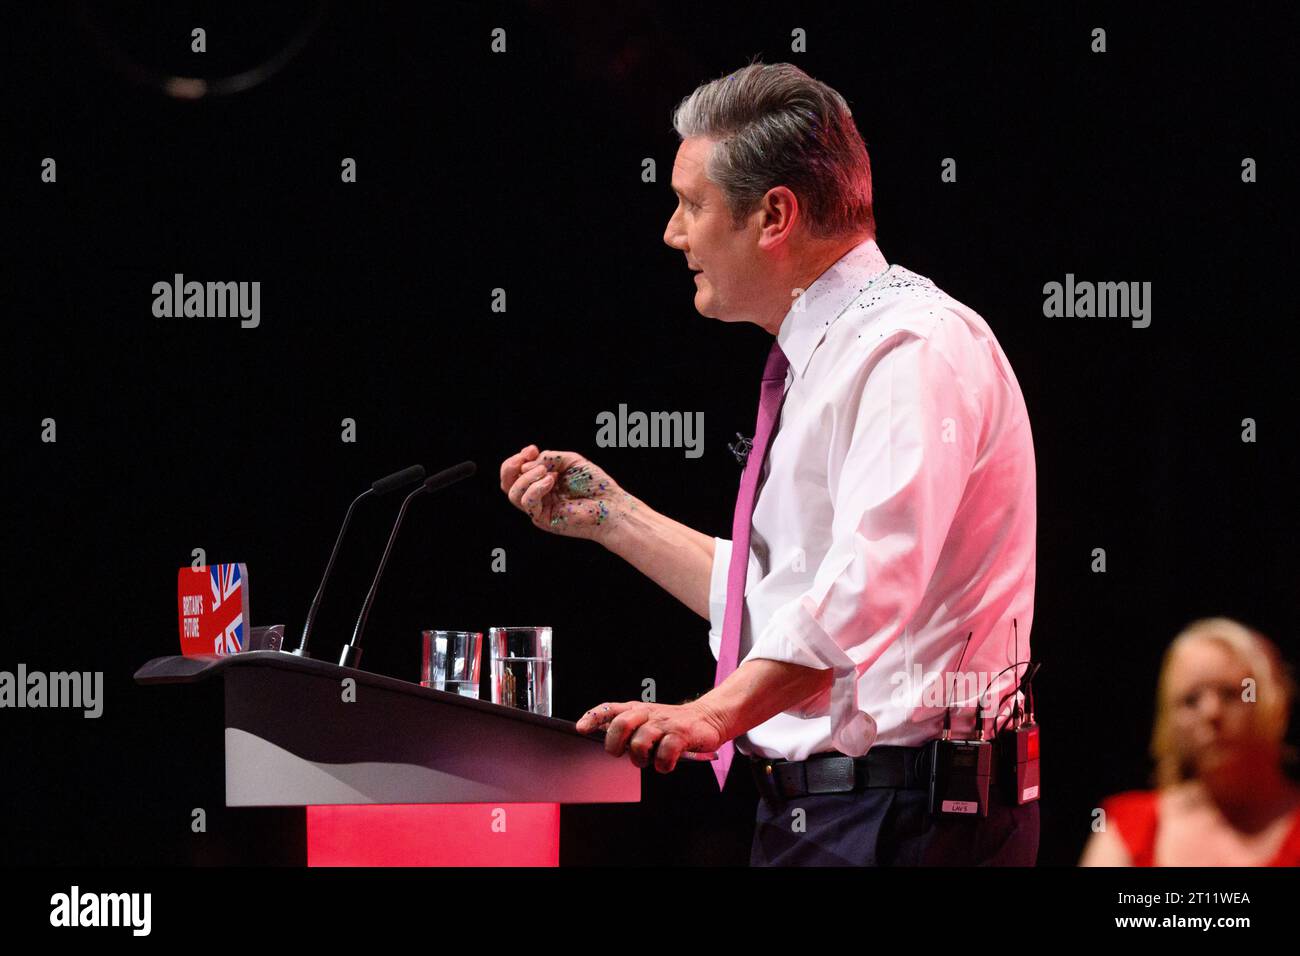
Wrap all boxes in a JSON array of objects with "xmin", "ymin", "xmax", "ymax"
[
  {"xmin": 994, "ymin": 625, "xmax": 1041, "ymax": 807},
  {"xmin": 999, "ymin": 720, "xmax": 1040, "ymax": 805}
]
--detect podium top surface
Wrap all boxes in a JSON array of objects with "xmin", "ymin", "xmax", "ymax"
[{"xmin": 134, "ymin": 650, "xmax": 600, "ymax": 743}]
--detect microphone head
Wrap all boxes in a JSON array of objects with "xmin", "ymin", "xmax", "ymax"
[
  {"xmin": 423, "ymin": 460, "xmax": 477, "ymax": 493},
  {"xmin": 372, "ymin": 464, "xmax": 426, "ymax": 496}
]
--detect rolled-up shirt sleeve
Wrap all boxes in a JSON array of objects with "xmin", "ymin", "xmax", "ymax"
[{"xmin": 739, "ymin": 328, "xmax": 980, "ymax": 756}]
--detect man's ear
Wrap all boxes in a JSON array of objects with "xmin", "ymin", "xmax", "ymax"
[{"xmin": 758, "ymin": 186, "xmax": 800, "ymax": 244}]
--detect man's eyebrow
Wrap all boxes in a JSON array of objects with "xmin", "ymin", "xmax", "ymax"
[{"xmin": 671, "ymin": 184, "xmax": 698, "ymax": 200}]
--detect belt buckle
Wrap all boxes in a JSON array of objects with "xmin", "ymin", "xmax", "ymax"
[
  {"xmin": 773, "ymin": 759, "xmax": 806, "ymax": 800},
  {"xmin": 754, "ymin": 758, "xmax": 802, "ymax": 801},
  {"xmin": 751, "ymin": 758, "xmax": 775, "ymax": 795}
]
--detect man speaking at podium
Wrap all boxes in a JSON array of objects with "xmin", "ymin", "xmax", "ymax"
[{"xmin": 498, "ymin": 62, "xmax": 1038, "ymax": 866}]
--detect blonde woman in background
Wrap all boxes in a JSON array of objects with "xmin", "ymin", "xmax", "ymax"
[{"xmin": 1081, "ymin": 617, "xmax": 1300, "ymax": 866}]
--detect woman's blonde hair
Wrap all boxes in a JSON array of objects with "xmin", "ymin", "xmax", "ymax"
[{"xmin": 1150, "ymin": 617, "xmax": 1295, "ymax": 788}]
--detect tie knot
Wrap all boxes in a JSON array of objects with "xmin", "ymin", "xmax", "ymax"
[{"xmin": 763, "ymin": 341, "xmax": 790, "ymax": 382}]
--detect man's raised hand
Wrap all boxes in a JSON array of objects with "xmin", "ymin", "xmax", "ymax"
[{"xmin": 499, "ymin": 444, "xmax": 633, "ymax": 541}]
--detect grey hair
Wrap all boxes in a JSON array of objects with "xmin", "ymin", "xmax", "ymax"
[{"xmin": 671, "ymin": 61, "xmax": 876, "ymax": 241}]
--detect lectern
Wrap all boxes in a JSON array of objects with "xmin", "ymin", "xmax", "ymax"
[{"xmin": 133, "ymin": 650, "xmax": 640, "ymax": 866}]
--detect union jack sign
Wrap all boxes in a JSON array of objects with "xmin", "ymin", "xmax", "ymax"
[{"xmin": 177, "ymin": 563, "xmax": 250, "ymax": 657}]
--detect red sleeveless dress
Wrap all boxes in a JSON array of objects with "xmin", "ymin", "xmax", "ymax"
[{"xmin": 1102, "ymin": 789, "xmax": 1300, "ymax": 866}]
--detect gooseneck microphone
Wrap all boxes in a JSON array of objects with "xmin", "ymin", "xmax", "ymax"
[
  {"xmin": 338, "ymin": 460, "xmax": 477, "ymax": 670},
  {"xmin": 291, "ymin": 464, "xmax": 426, "ymax": 657}
]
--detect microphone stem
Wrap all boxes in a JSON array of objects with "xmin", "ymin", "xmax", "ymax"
[
  {"xmin": 294, "ymin": 488, "xmax": 371, "ymax": 656},
  {"xmin": 342, "ymin": 486, "xmax": 425, "ymax": 668}
]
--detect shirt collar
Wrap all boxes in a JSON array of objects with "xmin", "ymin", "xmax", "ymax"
[{"xmin": 775, "ymin": 237, "xmax": 890, "ymax": 379}]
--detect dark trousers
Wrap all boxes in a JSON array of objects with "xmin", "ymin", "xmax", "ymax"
[{"xmin": 750, "ymin": 783, "xmax": 1039, "ymax": 866}]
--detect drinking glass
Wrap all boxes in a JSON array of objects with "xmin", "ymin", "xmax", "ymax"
[
  {"xmin": 489, "ymin": 626, "xmax": 552, "ymax": 716},
  {"xmin": 421, "ymin": 629, "xmax": 483, "ymax": 698}
]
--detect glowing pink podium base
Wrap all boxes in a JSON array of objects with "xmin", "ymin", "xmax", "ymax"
[{"xmin": 307, "ymin": 803, "xmax": 560, "ymax": 866}]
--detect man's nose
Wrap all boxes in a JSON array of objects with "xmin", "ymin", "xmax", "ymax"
[{"xmin": 663, "ymin": 210, "xmax": 685, "ymax": 250}]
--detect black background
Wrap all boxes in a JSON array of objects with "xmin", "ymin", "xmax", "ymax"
[{"xmin": 3, "ymin": 1, "xmax": 1297, "ymax": 867}]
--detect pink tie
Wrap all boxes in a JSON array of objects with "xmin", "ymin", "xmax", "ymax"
[{"xmin": 713, "ymin": 340, "xmax": 790, "ymax": 789}]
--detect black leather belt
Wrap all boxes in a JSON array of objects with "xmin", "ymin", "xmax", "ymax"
[{"xmin": 749, "ymin": 745, "xmax": 930, "ymax": 802}]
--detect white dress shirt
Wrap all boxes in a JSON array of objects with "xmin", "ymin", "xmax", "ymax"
[{"xmin": 707, "ymin": 237, "xmax": 1037, "ymax": 762}]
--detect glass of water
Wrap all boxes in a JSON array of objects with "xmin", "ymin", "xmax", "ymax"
[
  {"xmin": 489, "ymin": 626, "xmax": 552, "ymax": 717},
  {"xmin": 421, "ymin": 630, "xmax": 483, "ymax": 698}
]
